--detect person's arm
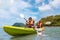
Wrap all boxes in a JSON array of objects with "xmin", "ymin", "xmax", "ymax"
[
  {"xmin": 33, "ymin": 20, "xmax": 34, "ymax": 24},
  {"xmin": 26, "ymin": 20, "xmax": 29, "ymax": 25},
  {"xmin": 40, "ymin": 23, "xmax": 43, "ymax": 28}
]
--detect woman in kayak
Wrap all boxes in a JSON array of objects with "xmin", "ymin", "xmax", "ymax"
[
  {"xmin": 36, "ymin": 21, "xmax": 44, "ymax": 31},
  {"xmin": 35, "ymin": 21, "xmax": 44, "ymax": 35},
  {"xmin": 26, "ymin": 17, "xmax": 35, "ymax": 28}
]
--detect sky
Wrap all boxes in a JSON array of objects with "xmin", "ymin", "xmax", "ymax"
[{"xmin": 0, "ymin": 0, "xmax": 60, "ymax": 28}]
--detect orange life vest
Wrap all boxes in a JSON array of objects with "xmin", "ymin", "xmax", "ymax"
[
  {"xmin": 37, "ymin": 22, "xmax": 43, "ymax": 28},
  {"xmin": 27, "ymin": 20, "xmax": 34, "ymax": 25}
]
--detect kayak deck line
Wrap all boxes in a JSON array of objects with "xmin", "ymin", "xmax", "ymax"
[{"xmin": 4, "ymin": 25, "xmax": 34, "ymax": 30}]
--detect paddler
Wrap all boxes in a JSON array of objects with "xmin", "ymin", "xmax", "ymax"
[
  {"xmin": 35, "ymin": 21, "xmax": 44, "ymax": 32},
  {"xmin": 35, "ymin": 21, "xmax": 44, "ymax": 35},
  {"xmin": 26, "ymin": 17, "xmax": 35, "ymax": 28}
]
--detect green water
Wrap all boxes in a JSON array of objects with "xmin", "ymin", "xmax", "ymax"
[{"xmin": 1, "ymin": 27, "xmax": 60, "ymax": 40}]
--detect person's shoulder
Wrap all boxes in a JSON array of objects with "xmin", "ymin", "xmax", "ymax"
[
  {"xmin": 32, "ymin": 19, "xmax": 34, "ymax": 21},
  {"xmin": 33, "ymin": 20, "xmax": 35, "ymax": 22}
]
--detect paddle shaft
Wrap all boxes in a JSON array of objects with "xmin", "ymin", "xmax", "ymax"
[{"xmin": 24, "ymin": 18, "xmax": 27, "ymax": 22}]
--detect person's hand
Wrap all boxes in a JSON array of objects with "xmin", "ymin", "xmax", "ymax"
[{"xmin": 32, "ymin": 26, "xmax": 34, "ymax": 28}]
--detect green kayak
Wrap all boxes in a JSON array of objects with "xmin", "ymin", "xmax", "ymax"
[{"xmin": 3, "ymin": 26, "xmax": 36, "ymax": 36}]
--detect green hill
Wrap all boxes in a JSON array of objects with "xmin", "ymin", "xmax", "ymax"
[
  {"xmin": 40, "ymin": 15, "xmax": 60, "ymax": 26},
  {"xmin": 12, "ymin": 23, "xmax": 26, "ymax": 27}
]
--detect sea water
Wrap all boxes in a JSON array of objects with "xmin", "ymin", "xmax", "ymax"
[{"xmin": 0, "ymin": 27, "xmax": 60, "ymax": 40}]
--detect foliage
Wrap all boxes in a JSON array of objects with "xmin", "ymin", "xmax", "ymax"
[
  {"xmin": 12, "ymin": 23, "xmax": 26, "ymax": 27},
  {"xmin": 40, "ymin": 15, "xmax": 60, "ymax": 26}
]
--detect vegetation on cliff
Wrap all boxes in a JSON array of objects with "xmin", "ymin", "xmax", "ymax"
[{"xmin": 40, "ymin": 15, "xmax": 60, "ymax": 26}]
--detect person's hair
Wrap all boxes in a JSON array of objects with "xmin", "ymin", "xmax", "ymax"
[
  {"xmin": 29, "ymin": 17, "xmax": 32, "ymax": 20},
  {"xmin": 39, "ymin": 21, "xmax": 41, "ymax": 22}
]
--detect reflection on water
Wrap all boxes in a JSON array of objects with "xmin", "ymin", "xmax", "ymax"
[
  {"xmin": 10, "ymin": 32, "xmax": 48, "ymax": 40},
  {"xmin": 10, "ymin": 34, "xmax": 48, "ymax": 40},
  {"xmin": 34, "ymin": 35, "xmax": 44, "ymax": 40},
  {"xmin": 10, "ymin": 34, "xmax": 36, "ymax": 40},
  {"xmin": 1, "ymin": 27, "xmax": 60, "ymax": 40}
]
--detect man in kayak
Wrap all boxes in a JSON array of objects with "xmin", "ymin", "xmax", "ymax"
[{"xmin": 26, "ymin": 17, "xmax": 35, "ymax": 28}]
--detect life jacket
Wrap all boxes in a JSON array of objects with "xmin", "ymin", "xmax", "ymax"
[
  {"xmin": 27, "ymin": 20, "xmax": 34, "ymax": 25},
  {"xmin": 37, "ymin": 22, "xmax": 43, "ymax": 28}
]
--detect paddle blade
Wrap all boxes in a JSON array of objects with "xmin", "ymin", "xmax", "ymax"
[{"xmin": 20, "ymin": 14, "xmax": 24, "ymax": 18}]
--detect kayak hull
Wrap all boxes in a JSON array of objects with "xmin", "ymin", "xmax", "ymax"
[
  {"xmin": 3, "ymin": 26, "xmax": 36, "ymax": 36},
  {"xmin": 3, "ymin": 26, "xmax": 45, "ymax": 36}
]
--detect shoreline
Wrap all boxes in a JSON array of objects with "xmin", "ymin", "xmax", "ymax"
[{"xmin": 44, "ymin": 25, "xmax": 60, "ymax": 27}]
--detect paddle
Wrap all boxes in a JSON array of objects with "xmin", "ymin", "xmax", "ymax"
[
  {"xmin": 20, "ymin": 14, "xmax": 27, "ymax": 27},
  {"xmin": 20, "ymin": 14, "xmax": 27, "ymax": 22}
]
